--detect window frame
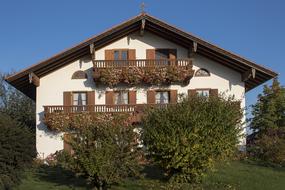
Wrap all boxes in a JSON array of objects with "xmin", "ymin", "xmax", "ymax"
[
  {"xmin": 155, "ymin": 90, "xmax": 170, "ymax": 104},
  {"xmin": 113, "ymin": 49, "xmax": 129, "ymax": 60},
  {"xmin": 195, "ymin": 88, "xmax": 210, "ymax": 97},
  {"xmin": 114, "ymin": 90, "xmax": 129, "ymax": 105}
]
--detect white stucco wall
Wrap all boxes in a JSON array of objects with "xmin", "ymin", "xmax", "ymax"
[{"xmin": 36, "ymin": 31, "xmax": 245, "ymax": 158}]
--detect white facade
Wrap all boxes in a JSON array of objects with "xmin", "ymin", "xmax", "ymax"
[{"xmin": 36, "ymin": 31, "xmax": 245, "ymax": 158}]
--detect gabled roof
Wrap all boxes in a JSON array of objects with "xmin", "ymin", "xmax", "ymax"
[{"xmin": 5, "ymin": 13, "xmax": 277, "ymax": 100}]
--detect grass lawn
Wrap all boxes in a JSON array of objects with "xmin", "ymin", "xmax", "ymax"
[{"xmin": 16, "ymin": 160, "xmax": 285, "ymax": 190}]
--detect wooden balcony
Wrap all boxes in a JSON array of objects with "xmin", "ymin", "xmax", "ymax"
[
  {"xmin": 44, "ymin": 104, "xmax": 170, "ymax": 115},
  {"xmin": 92, "ymin": 59, "xmax": 194, "ymax": 86},
  {"xmin": 93, "ymin": 59, "xmax": 192, "ymax": 68},
  {"xmin": 44, "ymin": 104, "xmax": 171, "ymax": 125}
]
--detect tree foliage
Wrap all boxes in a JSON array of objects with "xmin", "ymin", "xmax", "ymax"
[
  {"xmin": 0, "ymin": 72, "xmax": 35, "ymax": 129},
  {"xmin": 0, "ymin": 113, "xmax": 36, "ymax": 189},
  {"xmin": 251, "ymin": 78, "xmax": 285, "ymax": 134},
  {"xmin": 56, "ymin": 113, "xmax": 142, "ymax": 190},
  {"xmin": 249, "ymin": 78, "xmax": 285, "ymax": 165},
  {"xmin": 142, "ymin": 95, "xmax": 243, "ymax": 183}
]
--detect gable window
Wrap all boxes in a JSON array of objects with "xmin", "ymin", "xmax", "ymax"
[
  {"xmin": 155, "ymin": 49, "xmax": 170, "ymax": 59},
  {"xmin": 114, "ymin": 91, "xmax": 129, "ymax": 105},
  {"xmin": 114, "ymin": 50, "xmax": 128, "ymax": 60},
  {"xmin": 195, "ymin": 68, "xmax": 210, "ymax": 77},
  {"xmin": 155, "ymin": 91, "xmax": 170, "ymax": 104},
  {"xmin": 196, "ymin": 89, "xmax": 210, "ymax": 97}
]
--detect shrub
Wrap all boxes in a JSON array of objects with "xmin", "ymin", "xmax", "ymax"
[
  {"xmin": 142, "ymin": 95, "xmax": 243, "ymax": 183},
  {"xmin": 248, "ymin": 128, "xmax": 285, "ymax": 166},
  {"xmin": 57, "ymin": 113, "xmax": 142, "ymax": 189},
  {"xmin": 0, "ymin": 113, "xmax": 36, "ymax": 189}
]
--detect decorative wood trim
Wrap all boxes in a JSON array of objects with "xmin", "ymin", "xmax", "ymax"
[
  {"xmin": 140, "ymin": 18, "xmax": 146, "ymax": 36},
  {"xmin": 71, "ymin": 70, "xmax": 87, "ymax": 79},
  {"xmin": 195, "ymin": 68, "xmax": 210, "ymax": 77},
  {"xmin": 242, "ymin": 68, "xmax": 256, "ymax": 82},
  {"xmin": 28, "ymin": 72, "xmax": 40, "ymax": 87}
]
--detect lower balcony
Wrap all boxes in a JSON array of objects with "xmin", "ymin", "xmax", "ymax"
[{"xmin": 43, "ymin": 104, "xmax": 171, "ymax": 130}]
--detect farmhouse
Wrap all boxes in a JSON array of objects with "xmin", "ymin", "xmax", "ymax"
[{"xmin": 6, "ymin": 13, "xmax": 277, "ymax": 158}]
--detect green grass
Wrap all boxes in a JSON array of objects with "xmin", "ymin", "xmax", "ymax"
[{"xmin": 16, "ymin": 161, "xmax": 285, "ymax": 190}]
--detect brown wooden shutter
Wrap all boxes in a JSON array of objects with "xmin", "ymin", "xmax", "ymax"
[
  {"xmin": 147, "ymin": 90, "xmax": 156, "ymax": 104},
  {"xmin": 128, "ymin": 49, "xmax": 136, "ymax": 60},
  {"xmin": 87, "ymin": 91, "xmax": 95, "ymax": 111},
  {"xmin": 188, "ymin": 89, "xmax": 197, "ymax": 97},
  {"xmin": 129, "ymin": 91, "xmax": 136, "ymax": 104},
  {"xmin": 63, "ymin": 92, "xmax": 72, "ymax": 113},
  {"xmin": 210, "ymin": 89, "xmax": 218, "ymax": 97},
  {"xmin": 170, "ymin": 90, "xmax": 178, "ymax": 104},
  {"xmin": 169, "ymin": 49, "xmax": 177, "ymax": 59},
  {"xmin": 146, "ymin": 49, "xmax": 155, "ymax": 59},
  {"xmin": 105, "ymin": 50, "xmax": 114, "ymax": 60},
  {"xmin": 105, "ymin": 91, "xmax": 114, "ymax": 105}
]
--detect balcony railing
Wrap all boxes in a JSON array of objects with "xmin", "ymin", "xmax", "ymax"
[
  {"xmin": 93, "ymin": 59, "xmax": 192, "ymax": 68},
  {"xmin": 44, "ymin": 104, "xmax": 171, "ymax": 115}
]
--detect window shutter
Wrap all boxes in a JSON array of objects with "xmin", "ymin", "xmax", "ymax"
[
  {"xmin": 147, "ymin": 90, "xmax": 155, "ymax": 104},
  {"xmin": 129, "ymin": 91, "xmax": 137, "ymax": 104},
  {"xmin": 87, "ymin": 91, "xmax": 95, "ymax": 111},
  {"xmin": 188, "ymin": 89, "xmax": 197, "ymax": 97},
  {"xmin": 105, "ymin": 91, "xmax": 114, "ymax": 105},
  {"xmin": 63, "ymin": 92, "xmax": 72, "ymax": 113},
  {"xmin": 146, "ymin": 49, "xmax": 155, "ymax": 59},
  {"xmin": 210, "ymin": 89, "xmax": 218, "ymax": 97},
  {"xmin": 63, "ymin": 133, "xmax": 74, "ymax": 155},
  {"xmin": 128, "ymin": 49, "xmax": 136, "ymax": 60},
  {"xmin": 170, "ymin": 90, "xmax": 178, "ymax": 103},
  {"xmin": 105, "ymin": 50, "xmax": 114, "ymax": 60},
  {"xmin": 169, "ymin": 49, "xmax": 177, "ymax": 59}
]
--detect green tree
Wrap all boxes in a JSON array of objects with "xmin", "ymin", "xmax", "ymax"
[
  {"xmin": 249, "ymin": 78, "xmax": 285, "ymax": 165},
  {"xmin": 0, "ymin": 72, "xmax": 35, "ymax": 129},
  {"xmin": 0, "ymin": 113, "xmax": 36, "ymax": 189},
  {"xmin": 142, "ymin": 95, "xmax": 243, "ymax": 183}
]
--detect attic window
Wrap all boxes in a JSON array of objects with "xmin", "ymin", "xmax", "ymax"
[
  {"xmin": 195, "ymin": 68, "xmax": 210, "ymax": 77},
  {"xmin": 71, "ymin": 71, "xmax": 87, "ymax": 79}
]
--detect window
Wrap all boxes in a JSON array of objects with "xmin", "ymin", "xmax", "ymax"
[
  {"xmin": 155, "ymin": 49, "xmax": 169, "ymax": 59},
  {"xmin": 196, "ymin": 90, "xmax": 210, "ymax": 97},
  {"xmin": 195, "ymin": 68, "xmax": 210, "ymax": 77},
  {"xmin": 73, "ymin": 92, "xmax": 87, "ymax": 106},
  {"xmin": 155, "ymin": 91, "xmax": 170, "ymax": 104},
  {"xmin": 114, "ymin": 50, "xmax": 128, "ymax": 60},
  {"xmin": 114, "ymin": 91, "xmax": 129, "ymax": 105}
]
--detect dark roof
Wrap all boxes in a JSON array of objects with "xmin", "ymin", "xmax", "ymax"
[{"xmin": 5, "ymin": 13, "xmax": 278, "ymax": 100}]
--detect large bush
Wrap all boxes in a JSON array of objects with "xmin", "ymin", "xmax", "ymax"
[
  {"xmin": 142, "ymin": 95, "xmax": 243, "ymax": 183},
  {"xmin": 0, "ymin": 113, "xmax": 36, "ymax": 189},
  {"xmin": 57, "ymin": 113, "xmax": 142, "ymax": 190}
]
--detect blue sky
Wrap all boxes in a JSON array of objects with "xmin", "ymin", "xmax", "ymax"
[{"xmin": 0, "ymin": 0, "xmax": 284, "ymax": 111}]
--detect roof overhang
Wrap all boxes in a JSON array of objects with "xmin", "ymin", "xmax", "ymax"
[{"xmin": 5, "ymin": 13, "xmax": 278, "ymax": 100}]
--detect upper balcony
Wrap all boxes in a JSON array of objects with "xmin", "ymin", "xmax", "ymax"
[{"xmin": 92, "ymin": 59, "xmax": 194, "ymax": 86}]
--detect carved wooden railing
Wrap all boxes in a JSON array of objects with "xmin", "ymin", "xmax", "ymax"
[
  {"xmin": 93, "ymin": 59, "xmax": 192, "ymax": 68},
  {"xmin": 44, "ymin": 104, "xmax": 171, "ymax": 115}
]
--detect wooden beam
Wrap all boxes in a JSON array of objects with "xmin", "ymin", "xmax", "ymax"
[
  {"xmin": 28, "ymin": 72, "xmax": 40, "ymax": 87},
  {"xmin": 242, "ymin": 68, "xmax": 256, "ymax": 82},
  {"xmin": 140, "ymin": 19, "xmax": 146, "ymax": 36},
  {"xmin": 188, "ymin": 41, "xmax": 198, "ymax": 58},
  {"xmin": 90, "ymin": 43, "xmax": 95, "ymax": 64}
]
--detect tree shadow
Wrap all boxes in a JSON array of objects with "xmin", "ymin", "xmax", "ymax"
[
  {"xmin": 140, "ymin": 164, "xmax": 167, "ymax": 182},
  {"xmin": 35, "ymin": 165, "xmax": 92, "ymax": 189}
]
